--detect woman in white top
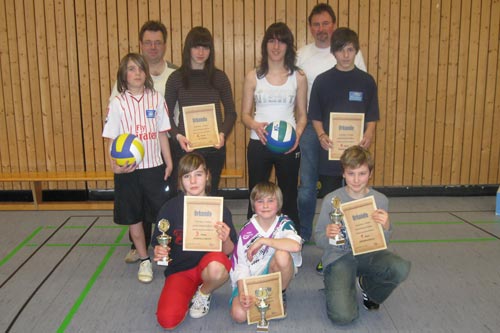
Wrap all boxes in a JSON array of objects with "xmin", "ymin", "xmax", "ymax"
[{"xmin": 241, "ymin": 22, "xmax": 307, "ymax": 234}]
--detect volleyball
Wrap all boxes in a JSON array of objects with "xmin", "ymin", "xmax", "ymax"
[
  {"xmin": 110, "ymin": 133, "xmax": 145, "ymax": 166},
  {"xmin": 265, "ymin": 120, "xmax": 297, "ymax": 154}
]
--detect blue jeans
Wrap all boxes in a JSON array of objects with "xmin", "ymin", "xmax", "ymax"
[
  {"xmin": 297, "ymin": 122, "xmax": 320, "ymax": 241},
  {"xmin": 323, "ymin": 251, "xmax": 411, "ymax": 325}
]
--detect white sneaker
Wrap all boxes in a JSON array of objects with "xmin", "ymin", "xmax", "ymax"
[
  {"xmin": 124, "ymin": 249, "xmax": 140, "ymax": 263},
  {"xmin": 138, "ymin": 260, "xmax": 153, "ymax": 283},
  {"xmin": 189, "ymin": 285, "xmax": 211, "ymax": 318}
]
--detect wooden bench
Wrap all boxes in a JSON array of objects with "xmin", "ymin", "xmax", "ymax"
[{"xmin": 0, "ymin": 168, "xmax": 243, "ymax": 211}]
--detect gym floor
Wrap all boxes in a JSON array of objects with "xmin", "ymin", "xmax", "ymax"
[{"xmin": 1, "ymin": 196, "xmax": 499, "ymax": 332}]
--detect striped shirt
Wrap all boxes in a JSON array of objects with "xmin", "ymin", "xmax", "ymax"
[
  {"xmin": 165, "ymin": 69, "xmax": 236, "ymax": 138},
  {"xmin": 102, "ymin": 88, "xmax": 171, "ymax": 169}
]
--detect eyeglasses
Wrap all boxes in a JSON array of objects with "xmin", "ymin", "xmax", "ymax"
[
  {"xmin": 311, "ymin": 22, "xmax": 333, "ymax": 28},
  {"xmin": 142, "ymin": 40, "xmax": 164, "ymax": 47}
]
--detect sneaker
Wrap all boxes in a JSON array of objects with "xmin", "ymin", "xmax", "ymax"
[
  {"xmin": 189, "ymin": 285, "xmax": 212, "ymax": 318},
  {"xmin": 358, "ymin": 277, "xmax": 379, "ymax": 310},
  {"xmin": 137, "ymin": 260, "xmax": 153, "ymax": 283},
  {"xmin": 316, "ymin": 260, "xmax": 324, "ymax": 275},
  {"xmin": 124, "ymin": 249, "xmax": 139, "ymax": 263}
]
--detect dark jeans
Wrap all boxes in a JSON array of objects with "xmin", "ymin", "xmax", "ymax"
[
  {"xmin": 246, "ymin": 139, "xmax": 301, "ymax": 233},
  {"xmin": 323, "ymin": 251, "xmax": 411, "ymax": 325}
]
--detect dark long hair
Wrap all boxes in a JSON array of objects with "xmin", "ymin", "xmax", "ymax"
[
  {"xmin": 116, "ymin": 53, "xmax": 154, "ymax": 93},
  {"xmin": 180, "ymin": 26, "xmax": 216, "ymax": 88},
  {"xmin": 257, "ymin": 22, "xmax": 299, "ymax": 79}
]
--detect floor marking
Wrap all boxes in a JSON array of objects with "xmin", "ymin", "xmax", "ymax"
[
  {"xmin": 0, "ymin": 227, "xmax": 43, "ymax": 268},
  {"xmin": 394, "ymin": 221, "xmax": 464, "ymax": 225},
  {"xmin": 392, "ymin": 238, "xmax": 497, "ymax": 243},
  {"xmin": 25, "ymin": 243, "xmax": 130, "ymax": 247},
  {"xmin": 5, "ymin": 217, "xmax": 100, "ymax": 332},
  {"xmin": 57, "ymin": 225, "xmax": 128, "ymax": 332},
  {"xmin": 450, "ymin": 212, "xmax": 500, "ymax": 240}
]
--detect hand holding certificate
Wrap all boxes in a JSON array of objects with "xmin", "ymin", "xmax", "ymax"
[
  {"xmin": 329, "ymin": 113, "xmax": 364, "ymax": 160},
  {"xmin": 340, "ymin": 196, "xmax": 387, "ymax": 255},
  {"xmin": 183, "ymin": 196, "xmax": 223, "ymax": 251},
  {"xmin": 183, "ymin": 103, "xmax": 220, "ymax": 149}
]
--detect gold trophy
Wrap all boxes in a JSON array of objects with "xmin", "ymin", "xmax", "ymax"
[
  {"xmin": 329, "ymin": 197, "xmax": 346, "ymax": 246},
  {"xmin": 156, "ymin": 219, "xmax": 172, "ymax": 266},
  {"xmin": 255, "ymin": 287, "xmax": 272, "ymax": 332}
]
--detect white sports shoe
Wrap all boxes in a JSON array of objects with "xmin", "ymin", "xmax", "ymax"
[
  {"xmin": 189, "ymin": 285, "xmax": 212, "ymax": 318},
  {"xmin": 137, "ymin": 260, "xmax": 153, "ymax": 283}
]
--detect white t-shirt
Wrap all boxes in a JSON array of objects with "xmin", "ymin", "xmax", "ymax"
[{"xmin": 297, "ymin": 43, "xmax": 366, "ymax": 109}]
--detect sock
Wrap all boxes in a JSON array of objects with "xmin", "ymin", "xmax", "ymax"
[{"xmin": 140, "ymin": 257, "xmax": 150, "ymax": 262}]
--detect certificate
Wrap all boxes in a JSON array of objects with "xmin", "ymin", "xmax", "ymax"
[
  {"xmin": 242, "ymin": 272, "xmax": 285, "ymax": 324},
  {"xmin": 183, "ymin": 196, "xmax": 223, "ymax": 251},
  {"xmin": 329, "ymin": 112, "xmax": 364, "ymax": 160},
  {"xmin": 182, "ymin": 103, "xmax": 220, "ymax": 149},
  {"xmin": 341, "ymin": 196, "xmax": 387, "ymax": 255}
]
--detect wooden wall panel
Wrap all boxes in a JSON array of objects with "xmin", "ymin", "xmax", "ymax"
[
  {"xmin": 403, "ymin": 0, "xmax": 420, "ymax": 185},
  {"xmin": 0, "ymin": 0, "xmax": 499, "ymax": 192},
  {"xmin": 394, "ymin": 0, "xmax": 410, "ymax": 186},
  {"xmin": 0, "ymin": 0, "xmax": 12, "ymax": 189},
  {"xmin": 488, "ymin": 0, "xmax": 500, "ymax": 183},
  {"xmin": 432, "ymin": 0, "xmax": 451, "ymax": 185}
]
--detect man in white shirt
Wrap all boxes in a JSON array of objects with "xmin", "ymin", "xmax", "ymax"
[
  {"xmin": 109, "ymin": 21, "xmax": 178, "ymax": 264},
  {"xmin": 297, "ymin": 3, "xmax": 366, "ymax": 245}
]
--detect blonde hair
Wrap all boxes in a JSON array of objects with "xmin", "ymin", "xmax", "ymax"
[
  {"xmin": 340, "ymin": 145, "xmax": 374, "ymax": 172},
  {"xmin": 250, "ymin": 182, "xmax": 283, "ymax": 213}
]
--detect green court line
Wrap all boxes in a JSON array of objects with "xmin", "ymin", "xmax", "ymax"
[
  {"xmin": 62, "ymin": 225, "xmax": 122, "ymax": 229},
  {"xmin": 0, "ymin": 227, "xmax": 43, "ymax": 267},
  {"xmin": 26, "ymin": 243, "xmax": 131, "ymax": 247},
  {"xmin": 473, "ymin": 221, "xmax": 500, "ymax": 224},
  {"xmin": 393, "ymin": 221, "xmax": 464, "ymax": 225},
  {"xmin": 391, "ymin": 237, "xmax": 497, "ymax": 243},
  {"xmin": 394, "ymin": 221, "xmax": 500, "ymax": 225},
  {"xmin": 57, "ymin": 226, "xmax": 128, "ymax": 333},
  {"xmin": 25, "ymin": 236, "xmax": 499, "ymax": 249},
  {"xmin": 77, "ymin": 243, "xmax": 130, "ymax": 247}
]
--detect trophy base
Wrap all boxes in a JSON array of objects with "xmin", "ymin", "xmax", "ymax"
[
  {"xmin": 256, "ymin": 324, "xmax": 269, "ymax": 332},
  {"xmin": 157, "ymin": 259, "xmax": 171, "ymax": 266},
  {"xmin": 329, "ymin": 238, "xmax": 346, "ymax": 246}
]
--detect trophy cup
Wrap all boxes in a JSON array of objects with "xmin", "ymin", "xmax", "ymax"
[
  {"xmin": 329, "ymin": 196, "xmax": 346, "ymax": 246},
  {"xmin": 156, "ymin": 219, "xmax": 172, "ymax": 266},
  {"xmin": 255, "ymin": 287, "xmax": 272, "ymax": 332}
]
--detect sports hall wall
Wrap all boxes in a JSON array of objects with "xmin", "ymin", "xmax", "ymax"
[{"xmin": 0, "ymin": 0, "xmax": 499, "ymax": 192}]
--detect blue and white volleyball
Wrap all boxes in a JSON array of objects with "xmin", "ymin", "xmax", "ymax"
[
  {"xmin": 265, "ymin": 120, "xmax": 297, "ymax": 154},
  {"xmin": 110, "ymin": 133, "xmax": 145, "ymax": 166}
]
